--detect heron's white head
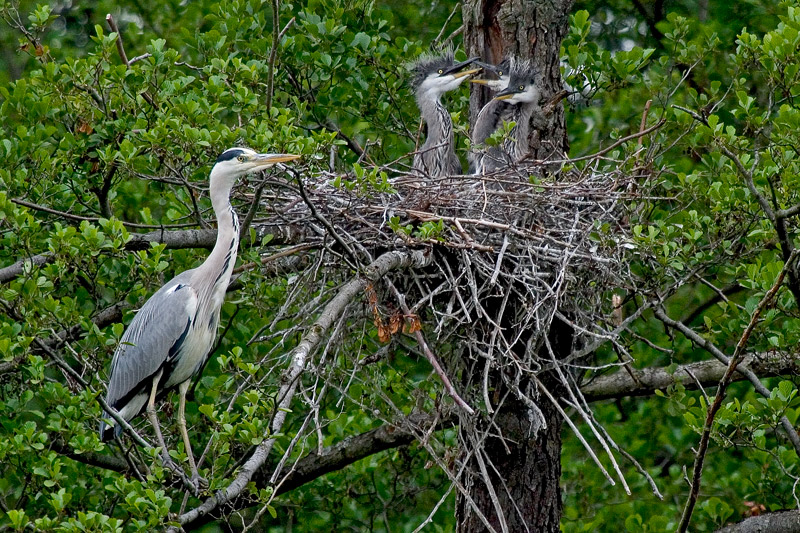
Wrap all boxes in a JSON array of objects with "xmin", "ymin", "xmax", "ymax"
[
  {"xmin": 470, "ymin": 60, "xmax": 511, "ymax": 92},
  {"xmin": 411, "ymin": 53, "xmax": 481, "ymax": 98},
  {"xmin": 493, "ymin": 60, "xmax": 540, "ymax": 105},
  {"xmin": 210, "ymin": 147, "xmax": 300, "ymax": 184}
]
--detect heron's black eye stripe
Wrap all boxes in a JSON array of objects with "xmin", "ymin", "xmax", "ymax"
[{"xmin": 216, "ymin": 148, "xmax": 245, "ymax": 162}]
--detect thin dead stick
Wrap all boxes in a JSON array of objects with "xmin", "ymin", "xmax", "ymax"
[
  {"xmin": 541, "ymin": 118, "xmax": 665, "ymax": 164},
  {"xmin": 546, "ymin": 336, "xmax": 630, "ymax": 495},
  {"xmin": 105, "ymin": 14, "xmax": 129, "ymax": 66},
  {"xmin": 534, "ymin": 375, "xmax": 616, "ymax": 487},
  {"xmin": 637, "ymin": 100, "xmax": 652, "ymax": 146},
  {"xmin": 676, "ymin": 250, "xmax": 798, "ymax": 533},
  {"xmin": 233, "ymin": 243, "xmax": 317, "ymax": 274},
  {"xmin": 387, "ymin": 280, "xmax": 475, "ymax": 415},
  {"xmin": 433, "ymin": 3, "xmax": 460, "ymax": 46},
  {"xmin": 106, "ymin": 13, "xmax": 156, "ymax": 108},
  {"xmin": 266, "ymin": 0, "xmax": 281, "ymax": 110}
]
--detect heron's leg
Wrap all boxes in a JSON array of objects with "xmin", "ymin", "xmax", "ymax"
[
  {"xmin": 177, "ymin": 380, "xmax": 207, "ymax": 489},
  {"xmin": 145, "ymin": 369, "xmax": 172, "ymax": 466}
]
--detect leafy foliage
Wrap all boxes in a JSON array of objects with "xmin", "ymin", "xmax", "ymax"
[{"xmin": 1, "ymin": 0, "xmax": 799, "ymax": 531}]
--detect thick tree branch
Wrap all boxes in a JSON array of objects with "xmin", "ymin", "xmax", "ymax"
[
  {"xmin": 271, "ymin": 412, "xmax": 450, "ymax": 495},
  {"xmin": 0, "ymin": 222, "xmax": 307, "ymax": 284},
  {"xmin": 175, "ymin": 249, "xmax": 431, "ymax": 530},
  {"xmin": 716, "ymin": 511, "xmax": 800, "ymax": 533},
  {"xmin": 582, "ymin": 352, "xmax": 800, "ymax": 401},
  {"xmin": 654, "ymin": 308, "xmax": 800, "ymax": 454}
]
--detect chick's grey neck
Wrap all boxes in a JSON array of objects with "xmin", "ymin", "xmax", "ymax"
[{"xmin": 418, "ymin": 92, "xmax": 453, "ymax": 150}]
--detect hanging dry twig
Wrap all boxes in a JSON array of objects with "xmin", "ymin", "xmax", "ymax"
[{"xmin": 676, "ymin": 250, "xmax": 798, "ymax": 533}]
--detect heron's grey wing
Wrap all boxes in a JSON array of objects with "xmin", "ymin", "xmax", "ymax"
[
  {"xmin": 472, "ymin": 100, "xmax": 509, "ymax": 145},
  {"xmin": 105, "ymin": 272, "xmax": 198, "ymax": 410}
]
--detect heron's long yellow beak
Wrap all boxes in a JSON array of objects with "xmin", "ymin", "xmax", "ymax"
[
  {"xmin": 254, "ymin": 153, "xmax": 301, "ymax": 166},
  {"xmin": 470, "ymin": 79, "xmax": 490, "ymax": 85},
  {"xmin": 494, "ymin": 94, "xmax": 514, "ymax": 101},
  {"xmin": 452, "ymin": 68, "xmax": 481, "ymax": 79}
]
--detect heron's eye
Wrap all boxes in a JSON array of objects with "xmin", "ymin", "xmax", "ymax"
[
  {"xmin": 519, "ymin": 85, "xmax": 524, "ymax": 91},
  {"xmin": 498, "ymin": 71, "xmax": 503, "ymax": 76},
  {"xmin": 438, "ymin": 69, "xmax": 443, "ymax": 74},
  {"xmin": 237, "ymin": 156, "xmax": 246, "ymax": 162}
]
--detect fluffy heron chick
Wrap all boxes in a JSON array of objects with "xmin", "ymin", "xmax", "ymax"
[
  {"xmin": 474, "ymin": 59, "xmax": 541, "ymax": 173},
  {"xmin": 469, "ymin": 59, "xmax": 512, "ymax": 173},
  {"xmin": 410, "ymin": 52, "xmax": 479, "ymax": 178},
  {"xmin": 100, "ymin": 147, "xmax": 300, "ymax": 488}
]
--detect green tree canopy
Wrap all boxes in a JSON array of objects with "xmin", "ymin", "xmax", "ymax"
[{"xmin": 1, "ymin": 0, "xmax": 799, "ymax": 531}]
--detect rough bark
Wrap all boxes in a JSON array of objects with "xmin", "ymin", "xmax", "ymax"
[
  {"xmin": 582, "ymin": 352, "xmax": 800, "ymax": 401},
  {"xmin": 457, "ymin": 2, "xmax": 574, "ymax": 532},
  {"xmin": 463, "ymin": 0, "xmax": 572, "ymax": 161},
  {"xmin": 456, "ymin": 397, "xmax": 563, "ymax": 532},
  {"xmin": 716, "ymin": 511, "xmax": 800, "ymax": 533}
]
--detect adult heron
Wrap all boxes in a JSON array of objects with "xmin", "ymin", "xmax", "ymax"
[
  {"xmin": 468, "ymin": 59, "xmax": 512, "ymax": 173},
  {"xmin": 100, "ymin": 147, "xmax": 300, "ymax": 487},
  {"xmin": 473, "ymin": 59, "xmax": 540, "ymax": 173},
  {"xmin": 410, "ymin": 52, "xmax": 479, "ymax": 177}
]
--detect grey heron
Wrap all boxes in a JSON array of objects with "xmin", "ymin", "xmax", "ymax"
[
  {"xmin": 410, "ymin": 52, "xmax": 479, "ymax": 178},
  {"xmin": 100, "ymin": 147, "xmax": 300, "ymax": 487},
  {"xmin": 473, "ymin": 59, "xmax": 540, "ymax": 173},
  {"xmin": 468, "ymin": 59, "xmax": 511, "ymax": 173}
]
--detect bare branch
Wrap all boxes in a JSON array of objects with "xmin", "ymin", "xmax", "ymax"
[
  {"xmin": 715, "ymin": 511, "xmax": 800, "ymax": 533},
  {"xmin": 175, "ymin": 249, "xmax": 430, "ymax": 529},
  {"xmin": 105, "ymin": 14, "xmax": 129, "ymax": 66},
  {"xmin": 677, "ymin": 250, "xmax": 797, "ymax": 533},
  {"xmin": 581, "ymin": 352, "xmax": 800, "ymax": 401}
]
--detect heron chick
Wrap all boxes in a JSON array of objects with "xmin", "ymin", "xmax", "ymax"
[
  {"xmin": 468, "ymin": 59, "xmax": 512, "ymax": 173},
  {"xmin": 473, "ymin": 59, "xmax": 541, "ymax": 173},
  {"xmin": 410, "ymin": 52, "xmax": 479, "ymax": 178},
  {"xmin": 100, "ymin": 147, "xmax": 300, "ymax": 489}
]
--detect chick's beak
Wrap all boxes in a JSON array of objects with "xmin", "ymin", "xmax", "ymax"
[
  {"xmin": 470, "ymin": 78, "xmax": 490, "ymax": 85},
  {"xmin": 494, "ymin": 86, "xmax": 517, "ymax": 100},
  {"xmin": 253, "ymin": 153, "xmax": 301, "ymax": 167},
  {"xmin": 452, "ymin": 68, "xmax": 481, "ymax": 80}
]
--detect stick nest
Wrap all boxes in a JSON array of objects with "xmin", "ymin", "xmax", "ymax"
[{"xmin": 258, "ymin": 155, "xmax": 647, "ymax": 393}]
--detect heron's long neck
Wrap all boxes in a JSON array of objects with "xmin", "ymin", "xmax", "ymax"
[
  {"xmin": 198, "ymin": 172, "xmax": 240, "ymax": 297},
  {"xmin": 418, "ymin": 94, "xmax": 453, "ymax": 149},
  {"xmin": 509, "ymin": 103, "xmax": 536, "ymax": 160}
]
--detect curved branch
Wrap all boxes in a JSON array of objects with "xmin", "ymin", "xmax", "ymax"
[
  {"xmin": 582, "ymin": 352, "xmax": 800, "ymax": 401},
  {"xmin": 176, "ymin": 249, "xmax": 431, "ymax": 529},
  {"xmin": 716, "ymin": 511, "xmax": 800, "ymax": 533},
  {"xmin": 0, "ymin": 222, "xmax": 307, "ymax": 284}
]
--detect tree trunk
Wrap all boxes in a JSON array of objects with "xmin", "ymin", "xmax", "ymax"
[
  {"xmin": 457, "ymin": 1, "xmax": 574, "ymax": 531},
  {"xmin": 463, "ymin": 0, "xmax": 572, "ymax": 161},
  {"xmin": 456, "ymin": 398, "xmax": 563, "ymax": 532}
]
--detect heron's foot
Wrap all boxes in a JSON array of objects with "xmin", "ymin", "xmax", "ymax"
[
  {"xmin": 159, "ymin": 452, "xmax": 179, "ymax": 472},
  {"xmin": 190, "ymin": 472, "xmax": 209, "ymax": 493}
]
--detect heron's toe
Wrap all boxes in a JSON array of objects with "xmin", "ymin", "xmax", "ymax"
[{"xmin": 191, "ymin": 473, "xmax": 209, "ymax": 493}]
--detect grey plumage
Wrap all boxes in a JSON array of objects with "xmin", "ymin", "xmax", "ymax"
[
  {"xmin": 410, "ymin": 52, "xmax": 479, "ymax": 178},
  {"xmin": 99, "ymin": 147, "xmax": 299, "ymax": 486},
  {"xmin": 472, "ymin": 58, "xmax": 541, "ymax": 174},
  {"xmin": 468, "ymin": 60, "xmax": 512, "ymax": 173}
]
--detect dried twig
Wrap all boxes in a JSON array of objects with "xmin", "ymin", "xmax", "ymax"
[{"xmin": 676, "ymin": 250, "xmax": 798, "ymax": 532}]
